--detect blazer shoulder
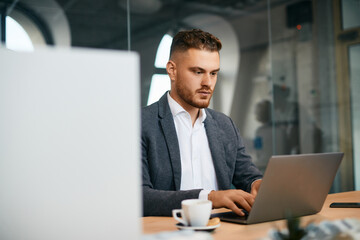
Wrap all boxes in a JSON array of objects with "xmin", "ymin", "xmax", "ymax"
[
  {"xmin": 142, "ymin": 92, "xmax": 169, "ymax": 121},
  {"xmin": 206, "ymin": 108, "xmax": 232, "ymax": 123},
  {"xmin": 141, "ymin": 102, "xmax": 160, "ymax": 130},
  {"xmin": 142, "ymin": 102, "xmax": 158, "ymax": 117},
  {"xmin": 205, "ymin": 108, "xmax": 239, "ymax": 137}
]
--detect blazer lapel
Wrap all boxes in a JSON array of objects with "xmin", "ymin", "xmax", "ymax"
[
  {"xmin": 158, "ymin": 93, "xmax": 182, "ymax": 190},
  {"xmin": 204, "ymin": 111, "xmax": 230, "ymax": 190}
]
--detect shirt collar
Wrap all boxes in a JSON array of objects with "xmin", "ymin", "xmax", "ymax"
[{"xmin": 167, "ymin": 92, "xmax": 207, "ymax": 122}]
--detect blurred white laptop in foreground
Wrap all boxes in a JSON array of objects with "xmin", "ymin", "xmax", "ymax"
[{"xmin": 0, "ymin": 47, "xmax": 141, "ymax": 240}]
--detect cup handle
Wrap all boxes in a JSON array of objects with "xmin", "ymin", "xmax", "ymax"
[{"xmin": 172, "ymin": 209, "xmax": 188, "ymax": 226}]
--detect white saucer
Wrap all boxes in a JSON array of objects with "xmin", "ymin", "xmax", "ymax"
[{"xmin": 175, "ymin": 223, "xmax": 220, "ymax": 232}]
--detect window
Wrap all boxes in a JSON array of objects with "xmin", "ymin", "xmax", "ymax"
[
  {"xmin": 147, "ymin": 34, "xmax": 172, "ymax": 105},
  {"xmin": 5, "ymin": 16, "xmax": 34, "ymax": 52},
  {"xmin": 0, "ymin": 2, "xmax": 58, "ymax": 52}
]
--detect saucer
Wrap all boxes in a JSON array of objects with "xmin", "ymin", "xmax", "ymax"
[{"xmin": 175, "ymin": 222, "xmax": 220, "ymax": 232}]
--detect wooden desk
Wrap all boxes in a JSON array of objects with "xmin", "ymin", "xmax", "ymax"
[{"xmin": 143, "ymin": 191, "xmax": 360, "ymax": 240}]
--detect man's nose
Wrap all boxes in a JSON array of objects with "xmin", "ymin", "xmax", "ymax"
[{"xmin": 201, "ymin": 74, "xmax": 212, "ymax": 86}]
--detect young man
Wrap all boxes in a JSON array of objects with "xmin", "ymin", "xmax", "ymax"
[{"xmin": 142, "ymin": 29, "xmax": 262, "ymax": 216}]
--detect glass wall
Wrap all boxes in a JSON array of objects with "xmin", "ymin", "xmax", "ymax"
[{"xmin": 1, "ymin": 0, "xmax": 359, "ymax": 192}]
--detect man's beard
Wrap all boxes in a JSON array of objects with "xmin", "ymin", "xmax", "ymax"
[{"xmin": 176, "ymin": 83, "xmax": 213, "ymax": 109}]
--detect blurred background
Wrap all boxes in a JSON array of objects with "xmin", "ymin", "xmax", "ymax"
[{"xmin": 1, "ymin": 0, "xmax": 359, "ymax": 193}]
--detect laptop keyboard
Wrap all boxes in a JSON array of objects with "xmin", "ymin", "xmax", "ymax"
[{"xmin": 211, "ymin": 210, "xmax": 249, "ymax": 221}]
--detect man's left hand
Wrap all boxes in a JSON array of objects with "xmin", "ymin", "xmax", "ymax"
[{"xmin": 250, "ymin": 179, "xmax": 262, "ymax": 197}]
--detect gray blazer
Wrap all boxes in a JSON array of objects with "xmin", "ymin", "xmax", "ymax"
[{"xmin": 141, "ymin": 93, "xmax": 262, "ymax": 216}]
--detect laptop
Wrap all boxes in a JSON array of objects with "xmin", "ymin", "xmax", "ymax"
[
  {"xmin": 212, "ymin": 152, "xmax": 343, "ymax": 224},
  {"xmin": 0, "ymin": 47, "xmax": 141, "ymax": 240}
]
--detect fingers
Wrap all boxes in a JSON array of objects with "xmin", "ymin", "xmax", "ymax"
[
  {"xmin": 227, "ymin": 201, "xmax": 245, "ymax": 216},
  {"xmin": 226, "ymin": 191, "xmax": 254, "ymax": 215},
  {"xmin": 250, "ymin": 188, "xmax": 257, "ymax": 197},
  {"xmin": 208, "ymin": 190, "xmax": 255, "ymax": 216},
  {"xmin": 234, "ymin": 195, "xmax": 253, "ymax": 213},
  {"xmin": 250, "ymin": 179, "xmax": 262, "ymax": 197}
]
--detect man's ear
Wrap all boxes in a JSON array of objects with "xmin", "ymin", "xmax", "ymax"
[{"xmin": 166, "ymin": 60, "xmax": 176, "ymax": 82}]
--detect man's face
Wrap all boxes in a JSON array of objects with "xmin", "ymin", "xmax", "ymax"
[{"xmin": 167, "ymin": 48, "xmax": 220, "ymax": 112}]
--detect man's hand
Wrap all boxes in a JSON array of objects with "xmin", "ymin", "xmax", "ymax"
[
  {"xmin": 250, "ymin": 179, "xmax": 262, "ymax": 197},
  {"xmin": 208, "ymin": 189, "xmax": 255, "ymax": 216}
]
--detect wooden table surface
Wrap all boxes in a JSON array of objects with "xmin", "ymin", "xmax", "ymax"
[{"xmin": 142, "ymin": 191, "xmax": 360, "ymax": 240}]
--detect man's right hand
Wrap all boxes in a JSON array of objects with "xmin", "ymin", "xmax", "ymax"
[{"xmin": 208, "ymin": 190, "xmax": 255, "ymax": 216}]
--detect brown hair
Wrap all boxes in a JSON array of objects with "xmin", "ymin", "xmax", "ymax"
[{"xmin": 169, "ymin": 29, "xmax": 222, "ymax": 58}]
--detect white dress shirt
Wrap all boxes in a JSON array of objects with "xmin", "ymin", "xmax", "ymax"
[{"xmin": 167, "ymin": 93, "xmax": 218, "ymax": 199}]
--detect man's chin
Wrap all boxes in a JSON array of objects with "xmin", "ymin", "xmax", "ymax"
[{"xmin": 192, "ymin": 100, "xmax": 210, "ymax": 109}]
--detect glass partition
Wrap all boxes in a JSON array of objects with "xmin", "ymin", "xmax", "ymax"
[
  {"xmin": 1, "ymin": 0, "xmax": 359, "ymax": 193},
  {"xmin": 349, "ymin": 44, "xmax": 360, "ymax": 190},
  {"xmin": 341, "ymin": 0, "xmax": 360, "ymax": 30}
]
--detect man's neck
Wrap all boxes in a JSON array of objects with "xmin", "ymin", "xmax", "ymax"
[
  {"xmin": 168, "ymin": 92, "xmax": 201, "ymax": 126},
  {"xmin": 190, "ymin": 109, "xmax": 200, "ymax": 127}
]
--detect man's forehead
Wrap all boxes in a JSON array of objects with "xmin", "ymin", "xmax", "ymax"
[
  {"xmin": 172, "ymin": 49, "xmax": 219, "ymax": 64},
  {"xmin": 171, "ymin": 48, "xmax": 219, "ymax": 58}
]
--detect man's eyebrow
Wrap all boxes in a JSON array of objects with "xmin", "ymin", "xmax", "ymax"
[
  {"xmin": 189, "ymin": 67, "xmax": 205, "ymax": 71},
  {"xmin": 189, "ymin": 67, "xmax": 220, "ymax": 72}
]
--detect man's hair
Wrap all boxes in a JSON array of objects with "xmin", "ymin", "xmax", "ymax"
[{"xmin": 169, "ymin": 29, "xmax": 222, "ymax": 58}]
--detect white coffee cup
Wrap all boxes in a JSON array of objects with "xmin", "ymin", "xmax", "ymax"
[{"xmin": 172, "ymin": 199, "xmax": 212, "ymax": 227}]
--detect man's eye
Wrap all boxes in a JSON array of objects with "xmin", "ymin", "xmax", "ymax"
[{"xmin": 211, "ymin": 72, "xmax": 218, "ymax": 76}]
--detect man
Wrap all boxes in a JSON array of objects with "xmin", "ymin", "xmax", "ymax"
[{"xmin": 142, "ymin": 29, "xmax": 262, "ymax": 216}]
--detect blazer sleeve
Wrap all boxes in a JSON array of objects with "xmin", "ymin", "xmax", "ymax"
[
  {"xmin": 142, "ymin": 136, "xmax": 201, "ymax": 216},
  {"xmin": 141, "ymin": 95, "xmax": 203, "ymax": 216},
  {"xmin": 230, "ymin": 118, "xmax": 263, "ymax": 192}
]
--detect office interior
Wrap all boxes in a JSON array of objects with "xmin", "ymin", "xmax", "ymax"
[{"xmin": 0, "ymin": 0, "xmax": 359, "ymax": 193}]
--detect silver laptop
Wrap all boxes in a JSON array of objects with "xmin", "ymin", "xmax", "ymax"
[
  {"xmin": 0, "ymin": 47, "xmax": 141, "ymax": 240},
  {"xmin": 212, "ymin": 152, "xmax": 343, "ymax": 224}
]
